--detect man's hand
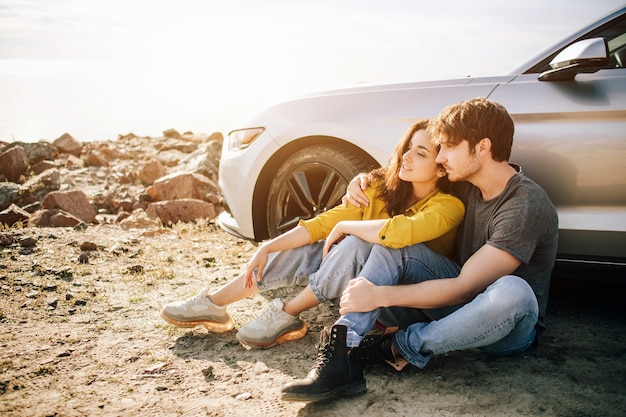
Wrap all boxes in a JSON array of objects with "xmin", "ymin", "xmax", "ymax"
[
  {"xmin": 339, "ymin": 277, "xmax": 381, "ymax": 314},
  {"xmin": 342, "ymin": 173, "xmax": 371, "ymax": 208}
]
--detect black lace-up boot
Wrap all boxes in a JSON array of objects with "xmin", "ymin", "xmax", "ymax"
[
  {"xmin": 358, "ymin": 327, "xmax": 409, "ymax": 371},
  {"xmin": 281, "ymin": 324, "xmax": 366, "ymax": 402}
]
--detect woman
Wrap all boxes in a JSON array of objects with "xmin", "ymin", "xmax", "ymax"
[{"xmin": 160, "ymin": 119, "xmax": 465, "ymax": 349}]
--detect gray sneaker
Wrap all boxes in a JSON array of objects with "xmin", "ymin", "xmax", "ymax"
[
  {"xmin": 161, "ymin": 288, "xmax": 234, "ymax": 333},
  {"xmin": 236, "ymin": 298, "xmax": 307, "ymax": 349}
]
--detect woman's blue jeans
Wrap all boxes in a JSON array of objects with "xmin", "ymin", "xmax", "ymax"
[
  {"xmin": 335, "ymin": 243, "xmax": 539, "ymax": 369},
  {"xmin": 255, "ymin": 235, "xmax": 374, "ymax": 304}
]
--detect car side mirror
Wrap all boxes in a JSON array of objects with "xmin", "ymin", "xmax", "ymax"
[{"xmin": 539, "ymin": 37, "xmax": 609, "ymax": 81}]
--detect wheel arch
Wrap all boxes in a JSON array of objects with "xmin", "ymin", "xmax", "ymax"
[{"xmin": 251, "ymin": 136, "xmax": 380, "ymax": 241}]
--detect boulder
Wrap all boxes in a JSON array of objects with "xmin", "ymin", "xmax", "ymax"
[
  {"xmin": 156, "ymin": 149, "xmax": 188, "ymax": 167},
  {"xmin": 0, "ymin": 145, "xmax": 30, "ymax": 183},
  {"xmin": 0, "ymin": 204, "xmax": 31, "ymax": 227},
  {"xmin": 84, "ymin": 150, "xmax": 109, "ymax": 167},
  {"xmin": 42, "ymin": 190, "xmax": 96, "ymax": 223},
  {"xmin": 119, "ymin": 213, "xmax": 160, "ymax": 230},
  {"xmin": 163, "ymin": 128, "xmax": 181, "ymax": 139},
  {"xmin": 20, "ymin": 169, "xmax": 62, "ymax": 203},
  {"xmin": 177, "ymin": 139, "xmax": 222, "ymax": 181},
  {"xmin": 162, "ymin": 138, "xmax": 198, "ymax": 153},
  {"xmin": 31, "ymin": 160, "xmax": 57, "ymax": 175},
  {"xmin": 29, "ymin": 209, "xmax": 82, "ymax": 227},
  {"xmin": 146, "ymin": 172, "xmax": 219, "ymax": 202},
  {"xmin": 53, "ymin": 133, "xmax": 82, "ymax": 156},
  {"xmin": 145, "ymin": 198, "xmax": 216, "ymax": 225},
  {"xmin": 60, "ymin": 154, "xmax": 85, "ymax": 169},
  {"xmin": 0, "ymin": 183, "xmax": 21, "ymax": 211},
  {"xmin": 2, "ymin": 141, "xmax": 57, "ymax": 165},
  {"xmin": 138, "ymin": 160, "xmax": 165, "ymax": 185}
]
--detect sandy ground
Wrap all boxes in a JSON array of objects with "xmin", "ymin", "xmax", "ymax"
[{"xmin": 1, "ymin": 222, "xmax": 625, "ymax": 417}]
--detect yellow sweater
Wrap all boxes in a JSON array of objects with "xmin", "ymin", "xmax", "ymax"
[{"xmin": 300, "ymin": 182, "xmax": 465, "ymax": 257}]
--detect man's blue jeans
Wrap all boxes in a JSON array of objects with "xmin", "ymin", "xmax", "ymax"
[{"xmin": 335, "ymin": 243, "xmax": 539, "ymax": 369}]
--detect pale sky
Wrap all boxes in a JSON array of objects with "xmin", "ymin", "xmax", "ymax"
[{"xmin": 0, "ymin": 0, "xmax": 624, "ymax": 141}]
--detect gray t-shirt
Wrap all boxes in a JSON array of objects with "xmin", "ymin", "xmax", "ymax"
[{"xmin": 452, "ymin": 170, "xmax": 559, "ymax": 332}]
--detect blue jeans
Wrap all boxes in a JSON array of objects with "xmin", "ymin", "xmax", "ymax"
[
  {"xmin": 335, "ymin": 243, "xmax": 539, "ymax": 368},
  {"xmin": 256, "ymin": 235, "xmax": 374, "ymax": 304}
]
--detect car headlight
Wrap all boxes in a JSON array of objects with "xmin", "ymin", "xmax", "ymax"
[{"xmin": 227, "ymin": 127, "xmax": 264, "ymax": 151}]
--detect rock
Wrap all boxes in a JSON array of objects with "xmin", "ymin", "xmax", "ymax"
[
  {"xmin": 118, "ymin": 133, "xmax": 138, "ymax": 141},
  {"xmin": 162, "ymin": 138, "xmax": 198, "ymax": 153},
  {"xmin": 46, "ymin": 297, "xmax": 58, "ymax": 308},
  {"xmin": 202, "ymin": 366, "xmax": 214, "ymax": 379},
  {"xmin": 49, "ymin": 210, "xmax": 83, "ymax": 227},
  {"xmin": 138, "ymin": 160, "xmax": 165, "ymax": 185},
  {"xmin": 20, "ymin": 169, "xmax": 62, "ymax": 203},
  {"xmin": 31, "ymin": 160, "xmax": 57, "ymax": 175},
  {"xmin": 156, "ymin": 149, "xmax": 187, "ymax": 167},
  {"xmin": 146, "ymin": 172, "xmax": 219, "ymax": 202},
  {"xmin": 145, "ymin": 199, "xmax": 216, "ymax": 224},
  {"xmin": 18, "ymin": 237, "xmax": 37, "ymax": 247},
  {"xmin": 163, "ymin": 129, "xmax": 181, "ymax": 139},
  {"xmin": 253, "ymin": 361, "xmax": 269, "ymax": 374},
  {"xmin": 21, "ymin": 202, "xmax": 41, "ymax": 214},
  {"xmin": 96, "ymin": 144, "xmax": 125, "ymax": 161},
  {"xmin": 60, "ymin": 154, "xmax": 85, "ymax": 169},
  {"xmin": 235, "ymin": 392, "xmax": 252, "ymax": 401},
  {"xmin": 13, "ymin": 141, "xmax": 57, "ymax": 164},
  {"xmin": 0, "ymin": 232, "xmax": 13, "ymax": 246},
  {"xmin": 84, "ymin": 151, "xmax": 109, "ymax": 167},
  {"xmin": 0, "ymin": 204, "xmax": 31, "ymax": 227},
  {"xmin": 113, "ymin": 198, "xmax": 134, "ymax": 212},
  {"xmin": 53, "ymin": 133, "xmax": 82, "ymax": 156},
  {"xmin": 119, "ymin": 213, "xmax": 160, "ymax": 230},
  {"xmin": 80, "ymin": 241, "xmax": 98, "ymax": 251},
  {"xmin": 0, "ymin": 183, "xmax": 21, "ymax": 211},
  {"xmin": 42, "ymin": 190, "xmax": 96, "ymax": 223},
  {"xmin": 29, "ymin": 209, "xmax": 82, "ymax": 228},
  {"xmin": 0, "ymin": 129, "xmax": 224, "ymax": 231},
  {"xmin": 0, "ymin": 145, "xmax": 30, "ymax": 183},
  {"xmin": 78, "ymin": 252, "xmax": 89, "ymax": 264},
  {"xmin": 177, "ymin": 140, "xmax": 222, "ymax": 181}
]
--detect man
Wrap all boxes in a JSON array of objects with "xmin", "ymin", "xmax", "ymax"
[{"xmin": 281, "ymin": 97, "xmax": 559, "ymax": 402}]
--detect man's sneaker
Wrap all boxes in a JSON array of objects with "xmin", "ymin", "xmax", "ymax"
[
  {"xmin": 161, "ymin": 288, "xmax": 234, "ymax": 333},
  {"xmin": 236, "ymin": 298, "xmax": 307, "ymax": 349}
]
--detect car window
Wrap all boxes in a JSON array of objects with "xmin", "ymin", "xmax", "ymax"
[{"xmin": 607, "ymin": 31, "xmax": 626, "ymax": 67}]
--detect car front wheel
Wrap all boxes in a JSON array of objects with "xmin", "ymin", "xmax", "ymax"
[{"xmin": 266, "ymin": 144, "xmax": 377, "ymax": 238}]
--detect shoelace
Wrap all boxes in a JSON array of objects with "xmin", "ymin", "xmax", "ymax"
[
  {"xmin": 357, "ymin": 333, "xmax": 392, "ymax": 364},
  {"xmin": 188, "ymin": 294, "xmax": 208, "ymax": 306},
  {"xmin": 258, "ymin": 303, "xmax": 281, "ymax": 322},
  {"xmin": 312, "ymin": 344, "xmax": 334, "ymax": 370},
  {"xmin": 184, "ymin": 292, "xmax": 215, "ymax": 309}
]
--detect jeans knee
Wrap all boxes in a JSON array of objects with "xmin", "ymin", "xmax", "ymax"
[
  {"xmin": 331, "ymin": 235, "xmax": 372, "ymax": 262},
  {"xmin": 489, "ymin": 276, "xmax": 538, "ymax": 319}
]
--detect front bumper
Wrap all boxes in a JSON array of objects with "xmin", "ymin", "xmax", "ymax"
[{"xmin": 217, "ymin": 211, "xmax": 255, "ymax": 241}]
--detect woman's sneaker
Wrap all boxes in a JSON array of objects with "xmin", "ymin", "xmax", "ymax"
[
  {"xmin": 161, "ymin": 288, "xmax": 235, "ymax": 333},
  {"xmin": 236, "ymin": 298, "xmax": 307, "ymax": 349}
]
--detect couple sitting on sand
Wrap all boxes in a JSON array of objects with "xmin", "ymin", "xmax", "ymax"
[{"xmin": 161, "ymin": 97, "xmax": 558, "ymax": 402}]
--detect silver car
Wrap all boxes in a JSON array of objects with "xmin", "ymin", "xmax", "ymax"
[{"xmin": 218, "ymin": 6, "xmax": 626, "ymax": 277}]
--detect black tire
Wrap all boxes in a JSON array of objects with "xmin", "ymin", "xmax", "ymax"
[{"xmin": 266, "ymin": 144, "xmax": 377, "ymax": 238}]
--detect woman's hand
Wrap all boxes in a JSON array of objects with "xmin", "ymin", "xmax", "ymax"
[
  {"xmin": 342, "ymin": 173, "xmax": 371, "ymax": 208},
  {"xmin": 339, "ymin": 277, "xmax": 381, "ymax": 314},
  {"xmin": 244, "ymin": 245, "xmax": 270, "ymax": 288},
  {"xmin": 323, "ymin": 223, "xmax": 348, "ymax": 258}
]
